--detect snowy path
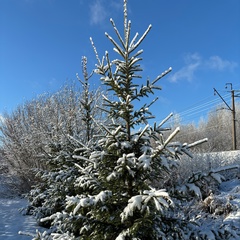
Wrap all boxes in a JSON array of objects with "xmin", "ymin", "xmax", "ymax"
[{"xmin": 0, "ymin": 198, "xmax": 39, "ymax": 240}]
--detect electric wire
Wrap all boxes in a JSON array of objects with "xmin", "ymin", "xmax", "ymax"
[
  {"xmin": 173, "ymin": 84, "xmax": 240, "ymax": 125},
  {"xmin": 154, "ymin": 90, "xmax": 238, "ymax": 126},
  {"xmin": 168, "ymin": 94, "xmax": 231, "ymax": 125}
]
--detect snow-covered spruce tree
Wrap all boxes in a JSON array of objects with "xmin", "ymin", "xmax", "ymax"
[
  {"xmin": 43, "ymin": 1, "xmax": 207, "ymax": 239},
  {"xmin": 26, "ymin": 57, "xmax": 103, "ymax": 228}
]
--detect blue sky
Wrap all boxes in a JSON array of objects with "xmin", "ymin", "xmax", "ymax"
[{"xmin": 0, "ymin": 0, "xmax": 240, "ymax": 125}]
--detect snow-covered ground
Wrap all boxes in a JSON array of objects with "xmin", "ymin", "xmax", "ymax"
[
  {"xmin": 219, "ymin": 178, "xmax": 240, "ymax": 224},
  {"xmin": 0, "ymin": 166, "xmax": 239, "ymax": 239},
  {"xmin": 0, "ymin": 198, "xmax": 39, "ymax": 240},
  {"xmin": 0, "ymin": 175, "xmax": 43, "ymax": 240}
]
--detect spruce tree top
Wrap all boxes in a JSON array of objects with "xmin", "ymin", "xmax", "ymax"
[{"xmin": 90, "ymin": 0, "xmax": 172, "ymax": 141}]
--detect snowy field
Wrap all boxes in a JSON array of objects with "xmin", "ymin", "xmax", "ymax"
[
  {"xmin": 0, "ymin": 198, "xmax": 39, "ymax": 240},
  {"xmin": 218, "ymin": 179, "xmax": 240, "ymax": 223},
  {"xmin": 0, "ymin": 175, "xmax": 43, "ymax": 240}
]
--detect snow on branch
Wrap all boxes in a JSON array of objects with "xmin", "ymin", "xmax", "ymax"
[
  {"xmin": 90, "ymin": 37, "xmax": 102, "ymax": 67},
  {"xmin": 138, "ymin": 124, "xmax": 149, "ymax": 139},
  {"xmin": 105, "ymin": 32, "xmax": 125, "ymax": 58},
  {"xmin": 125, "ymin": 20, "xmax": 131, "ymax": 49},
  {"xmin": 72, "ymin": 155, "xmax": 94, "ymax": 164},
  {"xmin": 164, "ymin": 127, "xmax": 180, "ymax": 147},
  {"xmin": 100, "ymin": 124, "xmax": 122, "ymax": 136},
  {"xmin": 158, "ymin": 112, "xmax": 173, "ymax": 129},
  {"xmin": 66, "ymin": 190, "xmax": 113, "ymax": 216},
  {"xmin": 67, "ymin": 135, "xmax": 90, "ymax": 150},
  {"xmin": 212, "ymin": 164, "xmax": 239, "ymax": 174},
  {"xmin": 129, "ymin": 32, "xmax": 139, "ymax": 50},
  {"xmin": 152, "ymin": 67, "xmax": 172, "ymax": 85},
  {"xmin": 186, "ymin": 138, "xmax": 208, "ymax": 149},
  {"xmin": 138, "ymin": 152, "xmax": 151, "ymax": 170},
  {"xmin": 123, "ymin": 0, "xmax": 128, "ymax": 38},
  {"xmin": 110, "ymin": 18, "xmax": 125, "ymax": 50},
  {"xmin": 120, "ymin": 188, "xmax": 173, "ymax": 222},
  {"xmin": 129, "ymin": 24, "xmax": 152, "ymax": 53}
]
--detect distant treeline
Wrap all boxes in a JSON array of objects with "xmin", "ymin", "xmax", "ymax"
[{"xmin": 166, "ymin": 102, "xmax": 240, "ymax": 153}]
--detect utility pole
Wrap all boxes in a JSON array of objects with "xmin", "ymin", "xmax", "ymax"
[
  {"xmin": 226, "ymin": 83, "xmax": 237, "ymax": 150},
  {"xmin": 213, "ymin": 84, "xmax": 237, "ymax": 150}
]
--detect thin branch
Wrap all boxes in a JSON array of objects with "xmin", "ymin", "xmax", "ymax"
[{"xmin": 129, "ymin": 24, "xmax": 152, "ymax": 54}]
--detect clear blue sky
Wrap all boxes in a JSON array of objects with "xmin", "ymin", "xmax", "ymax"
[{"xmin": 1, "ymin": 0, "xmax": 240, "ymax": 125}]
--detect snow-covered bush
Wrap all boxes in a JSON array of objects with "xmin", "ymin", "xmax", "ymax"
[{"xmin": 165, "ymin": 150, "xmax": 240, "ymax": 192}]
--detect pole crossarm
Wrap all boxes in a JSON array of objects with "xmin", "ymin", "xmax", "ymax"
[{"xmin": 213, "ymin": 88, "xmax": 232, "ymax": 111}]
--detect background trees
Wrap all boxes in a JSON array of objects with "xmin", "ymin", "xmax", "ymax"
[
  {"xmin": 0, "ymin": 73, "xmax": 103, "ymax": 192},
  {"xmin": 171, "ymin": 103, "xmax": 240, "ymax": 153}
]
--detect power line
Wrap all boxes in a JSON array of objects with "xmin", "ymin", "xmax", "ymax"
[
  {"xmin": 178, "ymin": 94, "xmax": 230, "ymax": 116},
  {"xmin": 166, "ymin": 94, "xmax": 231, "ymax": 125},
  {"xmin": 153, "ymin": 84, "xmax": 240, "ymax": 127},
  {"xmin": 177, "ymin": 83, "xmax": 240, "ymax": 119}
]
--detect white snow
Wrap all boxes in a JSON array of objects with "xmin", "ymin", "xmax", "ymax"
[
  {"xmin": 138, "ymin": 152, "xmax": 151, "ymax": 169},
  {"xmin": 0, "ymin": 151, "xmax": 240, "ymax": 239},
  {"xmin": 0, "ymin": 198, "xmax": 40, "ymax": 240},
  {"xmin": 220, "ymin": 178, "xmax": 240, "ymax": 224},
  {"xmin": 0, "ymin": 175, "xmax": 45, "ymax": 240}
]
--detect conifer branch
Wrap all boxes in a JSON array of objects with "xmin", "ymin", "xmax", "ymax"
[
  {"xmin": 164, "ymin": 127, "xmax": 180, "ymax": 147},
  {"xmin": 152, "ymin": 67, "xmax": 172, "ymax": 85},
  {"xmin": 186, "ymin": 138, "xmax": 208, "ymax": 148},
  {"xmin": 90, "ymin": 37, "xmax": 101, "ymax": 67},
  {"xmin": 131, "ymin": 49, "xmax": 144, "ymax": 59},
  {"xmin": 125, "ymin": 20, "xmax": 131, "ymax": 50},
  {"xmin": 138, "ymin": 124, "xmax": 149, "ymax": 139},
  {"xmin": 129, "ymin": 24, "xmax": 152, "ymax": 54},
  {"xmin": 129, "ymin": 32, "xmax": 139, "ymax": 49},
  {"xmin": 105, "ymin": 32, "xmax": 125, "ymax": 58},
  {"xmin": 158, "ymin": 113, "xmax": 173, "ymax": 129},
  {"xmin": 123, "ymin": 0, "xmax": 128, "ymax": 42},
  {"xmin": 110, "ymin": 18, "xmax": 125, "ymax": 49}
]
